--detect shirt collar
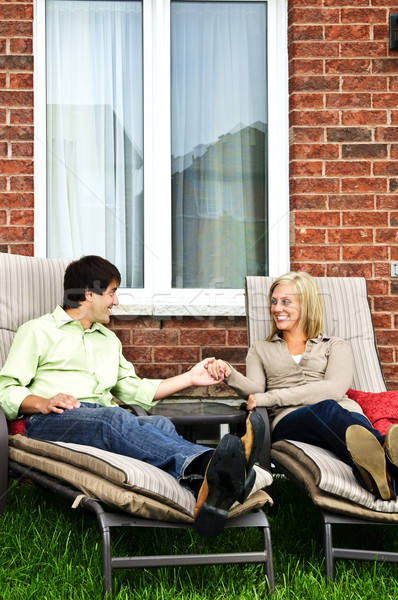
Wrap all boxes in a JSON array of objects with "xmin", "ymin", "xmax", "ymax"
[
  {"xmin": 269, "ymin": 332, "xmax": 330, "ymax": 343},
  {"xmin": 309, "ymin": 334, "xmax": 331, "ymax": 343},
  {"xmin": 52, "ymin": 305, "xmax": 107, "ymax": 334}
]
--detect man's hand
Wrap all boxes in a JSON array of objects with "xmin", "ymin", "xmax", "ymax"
[
  {"xmin": 189, "ymin": 358, "xmax": 226, "ymax": 386},
  {"xmin": 20, "ymin": 393, "xmax": 81, "ymax": 415},
  {"xmin": 154, "ymin": 358, "xmax": 226, "ymax": 400}
]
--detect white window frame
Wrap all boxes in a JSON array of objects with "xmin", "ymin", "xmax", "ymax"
[{"xmin": 34, "ymin": 0, "xmax": 289, "ymax": 317}]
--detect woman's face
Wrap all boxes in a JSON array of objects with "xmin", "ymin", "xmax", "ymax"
[{"xmin": 270, "ymin": 284, "xmax": 303, "ymax": 335}]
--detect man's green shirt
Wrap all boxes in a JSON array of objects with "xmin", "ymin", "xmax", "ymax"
[{"xmin": 0, "ymin": 305, "xmax": 162, "ymax": 420}]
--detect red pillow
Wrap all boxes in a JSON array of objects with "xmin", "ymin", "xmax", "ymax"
[
  {"xmin": 346, "ymin": 388, "xmax": 398, "ymax": 435},
  {"xmin": 8, "ymin": 417, "xmax": 26, "ymax": 436}
]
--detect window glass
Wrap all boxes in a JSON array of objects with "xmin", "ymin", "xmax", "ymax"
[
  {"xmin": 171, "ymin": 1, "xmax": 267, "ymax": 289},
  {"xmin": 43, "ymin": 0, "xmax": 276, "ymax": 300}
]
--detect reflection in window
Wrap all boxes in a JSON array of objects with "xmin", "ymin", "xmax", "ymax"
[
  {"xmin": 171, "ymin": 2, "xmax": 268, "ymax": 289},
  {"xmin": 45, "ymin": 0, "xmax": 268, "ymax": 292}
]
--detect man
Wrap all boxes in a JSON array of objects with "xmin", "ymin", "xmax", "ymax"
[{"xmin": 0, "ymin": 255, "xmax": 264, "ymax": 537}]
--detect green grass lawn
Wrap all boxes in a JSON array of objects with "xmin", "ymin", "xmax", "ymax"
[{"xmin": 1, "ymin": 474, "xmax": 398, "ymax": 599}]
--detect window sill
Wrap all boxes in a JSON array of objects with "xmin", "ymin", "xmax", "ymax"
[{"xmin": 112, "ymin": 302, "xmax": 246, "ymax": 318}]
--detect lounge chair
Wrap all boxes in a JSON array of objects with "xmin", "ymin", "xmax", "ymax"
[
  {"xmin": 0, "ymin": 253, "xmax": 275, "ymax": 597},
  {"xmin": 245, "ymin": 275, "xmax": 398, "ymax": 580}
]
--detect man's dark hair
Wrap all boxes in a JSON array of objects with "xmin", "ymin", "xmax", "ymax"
[{"xmin": 63, "ymin": 255, "xmax": 121, "ymax": 309}]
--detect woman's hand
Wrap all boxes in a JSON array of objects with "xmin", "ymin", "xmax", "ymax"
[{"xmin": 246, "ymin": 394, "xmax": 257, "ymax": 410}]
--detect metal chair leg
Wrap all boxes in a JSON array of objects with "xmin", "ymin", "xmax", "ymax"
[
  {"xmin": 322, "ymin": 517, "xmax": 335, "ymax": 581},
  {"xmin": 262, "ymin": 523, "xmax": 275, "ymax": 594}
]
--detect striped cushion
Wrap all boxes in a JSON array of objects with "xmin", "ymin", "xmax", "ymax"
[
  {"xmin": 0, "ymin": 253, "xmax": 70, "ymax": 368},
  {"xmin": 245, "ymin": 276, "xmax": 386, "ymax": 393},
  {"xmin": 10, "ymin": 435, "xmax": 273, "ymax": 522},
  {"xmin": 272, "ymin": 440, "xmax": 398, "ymax": 522}
]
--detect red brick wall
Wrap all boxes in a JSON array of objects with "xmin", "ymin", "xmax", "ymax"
[
  {"xmin": 289, "ymin": 0, "xmax": 398, "ymax": 389},
  {"xmin": 108, "ymin": 316, "xmax": 248, "ymax": 399},
  {"xmin": 1, "ymin": 1, "xmax": 398, "ymax": 391},
  {"xmin": 0, "ymin": 0, "xmax": 34, "ymax": 256}
]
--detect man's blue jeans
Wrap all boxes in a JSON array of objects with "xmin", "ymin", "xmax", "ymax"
[
  {"xmin": 25, "ymin": 403, "xmax": 212, "ymax": 481},
  {"xmin": 272, "ymin": 399, "xmax": 384, "ymax": 467}
]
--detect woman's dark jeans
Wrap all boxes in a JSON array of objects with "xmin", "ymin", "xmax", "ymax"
[{"xmin": 272, "ymin": 399, "xmax": 384, "ymax": 467}]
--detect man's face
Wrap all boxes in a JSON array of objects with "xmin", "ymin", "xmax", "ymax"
[{"xmin": 89, "ymin": 279, "xmax": 119, "ymax": 325}]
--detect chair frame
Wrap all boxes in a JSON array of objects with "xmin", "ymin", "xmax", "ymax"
[
  {"xmin": 273, "ymin": 456, "xmax": 398, "ymax": 581},
  {"xmin": 244, "ymin": 275, "xmax": 398, "ymax": 581},
  {"xmin": 0, "ymin": 254, "xmax": 275, "ymax": 596},
  {"xmin": 322, "ymin": 512, "xmax": 398, "ymax": 580},
  {"xmin": 1, "ymin": 411, "xmax": 274, "ymax": 597}
]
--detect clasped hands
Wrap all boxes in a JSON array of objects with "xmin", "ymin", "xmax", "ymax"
[
  {"xmin": 204, "ymin": 358, "xmax": 257, "ymax": 410},
  {"xmin": 204, "ymin": 358, "xmax": 231, "ymax": 381}
]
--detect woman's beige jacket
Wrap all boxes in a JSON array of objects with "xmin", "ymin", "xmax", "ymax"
[{"xmin": 226, "ymin": 334, "xmax": 365, "ymax": 430}]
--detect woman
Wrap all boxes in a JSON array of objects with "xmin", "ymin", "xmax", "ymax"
[{"xmin": 209, "ymin": 271, "xmax": 398, "ymax": 501}]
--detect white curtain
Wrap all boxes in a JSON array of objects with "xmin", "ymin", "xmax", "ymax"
[
  {"xmin": 171, "ymin": 1, "xmax": 268, "ymax": 289},
  {"xmin": 46, "ymin": 0, "xmax": 143, "ymax": 287}
]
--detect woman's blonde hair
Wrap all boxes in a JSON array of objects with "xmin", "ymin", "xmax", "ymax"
[{"xmin": 267, "ymin": 271, "xmax": 324, "ymax": 341}]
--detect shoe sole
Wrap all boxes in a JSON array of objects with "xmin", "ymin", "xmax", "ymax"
[
  {"xmin": 346, "ymin": 425, "xmax": 391, "ymax": 500},
  {"xmin": 385, "ymin": 424, "xmax": 398, "ymax": 467},
  {"xmin": 194, "ymin": 434, "xmax": 246, "ymax": 538},
  {"xmin": 238, "ymin": 467, "xmax": 257, "ymax": 504}
]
